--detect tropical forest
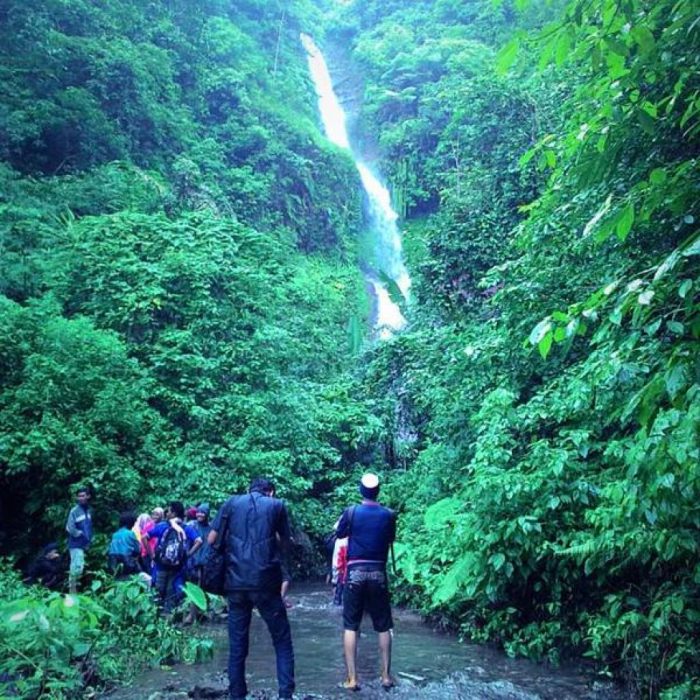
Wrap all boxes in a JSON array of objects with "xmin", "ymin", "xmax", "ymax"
[{"xmin": 0, "ymin": 0, "xmax": 698, "ymax": 698}]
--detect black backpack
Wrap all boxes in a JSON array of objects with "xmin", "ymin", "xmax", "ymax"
[
  {"xmin": 201, "ymin": 505, "xmax": 230, "ymax": 595},
  {"xmin": 155, "ymin": 526, "xmax": 187, "ymax": 569}
]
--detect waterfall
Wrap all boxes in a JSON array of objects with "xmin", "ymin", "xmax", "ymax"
[{"xmin": 301, "ymin": 34, "xmax": 410, "ymax": 338}]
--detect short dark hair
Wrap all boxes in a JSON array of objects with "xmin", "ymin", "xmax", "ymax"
[
  {"xmin": 169, "ymin": 500, "xmax": 185, "ymax": 519},
  {"xmin": 249, "ymin": 477, "xmax": 274, "ymax": 495},
  {"xmin": 77, "ymin": 486, "xmax": 91, "ymax": 496},
  {"xmin": 119, "ymin": 511, "xmax": 137, "ymax": 529}
]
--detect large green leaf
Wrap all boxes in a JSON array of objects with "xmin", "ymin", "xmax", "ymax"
[{"xmin": 182, "ymin": 582, "xmax": 208, "ymax": 612}]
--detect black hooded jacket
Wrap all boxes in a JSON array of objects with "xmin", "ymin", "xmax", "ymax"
[
  {"xmin": 26, "ymin": 543, "xmax": 65, "ymax": 589},
  {"xmin": 214, "ymin": 491, "xmax": 291, "ymax": 591}
]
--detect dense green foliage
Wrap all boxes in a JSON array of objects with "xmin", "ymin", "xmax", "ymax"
[
  {"xmin": 330, "ymin": 0, "xmax": 699, "ymax": 697},
  {"xmin": 1, "ymin": 0, "xmax": 699, "ymax": 697},
  {"xmin": 0, "ymin": 562, "xmax": 211, "ymax": 697},
  {"xmin": 0, "ymin": 2, "xmax": 376, "ymax": 694},
  {"xmin": 0, "ymin": 0, "xmax": 377, "ymax": 556}
]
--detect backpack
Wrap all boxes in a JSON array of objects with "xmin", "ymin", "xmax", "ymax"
[
  {"xmin": 155, "ymin": 526, "xmax": 187, "ymax": 569},
  {"xmin": 200, "ymin": 505, "xmax": 230, "ymax": 596}
]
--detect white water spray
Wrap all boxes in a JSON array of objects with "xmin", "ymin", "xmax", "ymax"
[{"xmin": 301, "ymin": 34, "xmax": 410, "ymax": 338}]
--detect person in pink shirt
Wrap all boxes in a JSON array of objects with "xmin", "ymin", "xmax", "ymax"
[{"xmin": 132, "ymin": 513, "xmax": 154, "ymax": 567}]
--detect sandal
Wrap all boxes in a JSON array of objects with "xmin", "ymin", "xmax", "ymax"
[
  {"xmin": 338, "ymin": 679, "xmax": 361, "ymax": 691},
  {"xmin": 381, "ymin": 678, "xmax": 396, "ymax": 691}
]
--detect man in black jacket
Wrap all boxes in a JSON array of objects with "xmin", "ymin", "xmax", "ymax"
[{"xmin": 208, "ymin": 478, "xmax": 294, "ymax": 700}]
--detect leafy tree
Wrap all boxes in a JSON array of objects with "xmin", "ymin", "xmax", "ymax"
[{"xmin": 335, "ymin": 0, "xmax": 700, "ymax": 695}]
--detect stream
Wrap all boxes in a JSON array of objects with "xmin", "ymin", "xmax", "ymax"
[{"xmin": 104, "ymin": 584, "xmax": 624, "ymax": 700}]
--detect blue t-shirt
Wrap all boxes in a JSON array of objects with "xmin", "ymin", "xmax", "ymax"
[
  {"xmin": 336, "ymin": 501, "xmax": 396, "ymax": 568},
  {"xmin": 149, "ymin": 521, "xmax": 200, "ymax": 572},
  {"xmin": 108, "ymin": 527, "xmax": 140, "ymax": 557},
  {"xmin": 150, "ymin": 521, "xmax": 199, "ymax": 545}
]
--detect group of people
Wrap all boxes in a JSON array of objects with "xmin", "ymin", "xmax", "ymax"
[
  {"xmin": 31, "ymin": 472, "xmax": 398, "ymax": 698},
  {"xmin": 206, "ymin": 472, "xmax": 397, "ymax": 698},
  {"xmin": 107, "ymin": 501, "xmax": 214, "ymax": 617}
]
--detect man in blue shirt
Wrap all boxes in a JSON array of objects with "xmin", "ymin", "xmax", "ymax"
[
  {"xmin": 336, "ymin": 473, "xmax": 397, "ymax": 691},
  {"xmin": 146, "ymin": 500, "xmax": 202, "ymax": 612},
  {"xmin": 65, "ymin": 486, "xmax": 93, "ymax": 594}
]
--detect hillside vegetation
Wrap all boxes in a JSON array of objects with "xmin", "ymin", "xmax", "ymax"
[
  {"xmin": 0, "ymin": 0, "xmax": 376, "ymax": 550},
  {"xmin": 0, "ymin": 0, "xmax": 698, "ymax": 697},
  {"xmin": 329, "ymin": 0, "xmax": 699, "ymax": 696}
]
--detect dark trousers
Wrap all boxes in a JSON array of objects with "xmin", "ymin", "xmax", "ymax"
[
  {"xmin": 227, "ymin": 589, "xmax": 295, "ymax": 699},
  {"xmin": 155, "ymin": 567, "xmax": 185, "ymax": 613}
]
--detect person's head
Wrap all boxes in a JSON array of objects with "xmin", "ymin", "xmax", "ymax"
[
  {"xmin": 76, "ymin": 486, "xmax": 91, "ymax": 506},
  {"xmin": 135, "ymin": 513, "xmax": 152, "ymax": 531},
  {"xmin": 249, "ymin": 477, "xmax": 274, "ymax": 496},
  {"xmin": 168, "ymin": 501, "xmax": 185, "ymax": 520},
  {"xmin": 119, "ymin": 511, "xmax": 137, "ymax": 530},
  {"xmin": 186, "ymin": 506, "xmax": 197, "ymax": 521},
  {"xmin": 196, "ymin": 503, "xmax": 210, "ymax": 523},
  {"xmin": 359, "ymin": 473, "xmax": 380, "ymax": 501},
  {"xmin": 151, "ymin": 507, "xmax": 165, "ymax": 523},
  {"xmin": 42, "ymin": 542, "xmax": 60, "ymax": 560}
]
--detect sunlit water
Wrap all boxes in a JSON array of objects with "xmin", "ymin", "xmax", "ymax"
[
  {"xmin": 105, "ymin": 585, "xmax": 623, "ymax": 700},
  {"xmin": 301, "ymin": 34, "xmax": 411, "ymax": 339}
]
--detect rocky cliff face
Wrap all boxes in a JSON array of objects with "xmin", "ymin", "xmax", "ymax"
[{"xmin": 322, "ymin": 37, "xmax": 379, "ymax": 162}]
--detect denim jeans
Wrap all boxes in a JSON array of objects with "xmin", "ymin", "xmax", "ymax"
[
  {"xmin": 155, "ymin": 567, "xmax": 185, "ymax": 613},
  {"xmin": 227, "ymin": 590, "xmax": 295, "ymax": 699}
]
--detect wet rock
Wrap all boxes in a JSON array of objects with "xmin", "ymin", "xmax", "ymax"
[
  {"xmin": 153, "ymin": 670, "xmax": 624, "ymax": 700},
  {"xmin": 464, "ymin": 665, "xmax": 488, "ymax": 677},
  {"xmin": 188, "ymin": 686, "xmax": 228, "ymax": 699},
  {"xmin": 396, "ymin": 671, "xmax": 425, "ymax": 682},
  {"xmin": 246, "ymin": 693, "xmax": 320, "ymax": 700},
  {"xmin": 371, "ymin": 675, "xmax": 540, "ymax": 700}
]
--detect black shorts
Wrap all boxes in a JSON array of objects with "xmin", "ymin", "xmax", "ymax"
[{"xmin": 342, "ymin": 567, "xmax": 393, "ymax": 633}]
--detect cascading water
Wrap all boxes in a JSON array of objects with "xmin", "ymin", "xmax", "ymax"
[{"xmin": 301, "ymin": 34, "xmax": 410, "ymax": 338}]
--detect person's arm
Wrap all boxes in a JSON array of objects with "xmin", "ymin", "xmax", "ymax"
[
  {"xmin": 207, "ymin": 501, "xmax": 230, "ymax": 546},
  {"xmin": 332, "ymin": 535, "xmax": 347, "ymax": 573},
  {"xmin": 389, "ymin": 511, "xmax": 397, "ymax": 543},
  {"xmin": 143, "ymin": 522, "xmax": 163, "ymax": 542},
  {"xmin": 129, "ymin": 533, "xmax": 141, "ymax": 557},
  {"xmin": 335, "ymin": 509, "xmax": 350, "ymax": 539},
  {"xmin": 65, "ymin": 507, "xmax": 82, "ymax": 539},
  {"xmin": 186, "ymin": 527, "xmax": 203, "ymax": 557},
  {"xmin": 275, "ymin": 504, "xmax": 293, "ymax": 569},
  {"xmin": 276, "ymin": 503, "xmax": 291, "ymax": 540}
]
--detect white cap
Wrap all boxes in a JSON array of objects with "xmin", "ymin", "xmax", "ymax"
[
  {"xmin": 361, "ymin": 473, "xmax": 379, "ymax": 489},
  {"xmin": 359, "ymin": 473, "xmax": 380, "ymax": 499}
]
